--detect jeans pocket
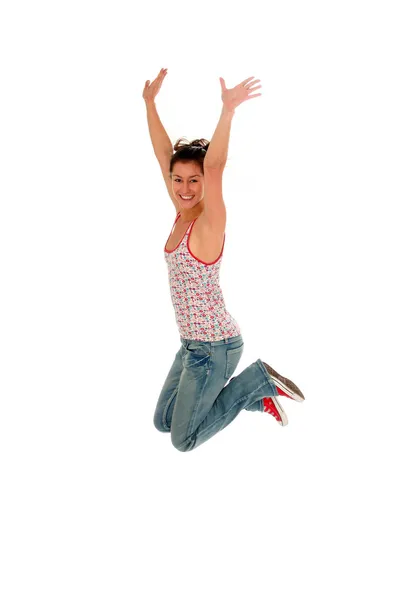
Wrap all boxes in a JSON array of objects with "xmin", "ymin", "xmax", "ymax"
[
  {"xmin": 186, "ymin": 342, "xmax": 211, "ymax": 357},
  {"xmin": 225, "ymin": 344, "xmax": 244, "ymax": 379},
  {"xmin": 184, "ymin": 342, "xmax": 211, "ymax": 369}
]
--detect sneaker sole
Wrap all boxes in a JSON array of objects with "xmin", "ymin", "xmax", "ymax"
[
  {"xmin": 264, "ymin": 363, "xmax": 305, "ymax": 402},
  {"xmin": 272, "ymin": 396, "xmax": 288, "ymax": 426}
]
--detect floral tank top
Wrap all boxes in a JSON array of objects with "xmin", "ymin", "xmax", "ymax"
[{"xmin": 164, "ymin": 212, "xmax": 241, "ymax": 341}]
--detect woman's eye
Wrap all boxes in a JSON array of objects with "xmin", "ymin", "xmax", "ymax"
[{"xmin": 175, "ymin": 179, "xmax": 197, "ymax": 183}]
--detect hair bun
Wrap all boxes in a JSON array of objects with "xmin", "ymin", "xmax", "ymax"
[
  {"xmin": 172, "ymin": 137, "xmax": 210, "ymax": 152},
  {"xmin": 170, "ymin": 137, "xmax": 211, "ymax": 173},
  {"xmin": 191, "ymin": 138, "xmax": 209, "ymax": 150}
]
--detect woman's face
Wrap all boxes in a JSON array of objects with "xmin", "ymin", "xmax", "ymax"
[{"xmin": 171, "ymin": 161, "xmax": 204, "ymax": 210}]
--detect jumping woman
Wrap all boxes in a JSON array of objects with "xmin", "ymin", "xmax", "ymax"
[{"xmin": 143, "ymin": 68, "xmax": 305, "ymax": 452}]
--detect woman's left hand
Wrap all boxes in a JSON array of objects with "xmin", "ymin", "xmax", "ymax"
[{"xmin": 219, "ymin": 75, "xmax": 262, "ymax": 112}]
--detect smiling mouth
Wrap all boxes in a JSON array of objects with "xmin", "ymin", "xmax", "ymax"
[{"xmin": 180, "ymin": 195, "xmax": 194, "ymax": 201}]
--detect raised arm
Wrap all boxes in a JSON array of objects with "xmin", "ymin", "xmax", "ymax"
[
  {"xmin": 203, "ymin": 106, "xmax": 235, "ymax": 168},
  {"xmin": 200, "ymin": 75, "xmax": 263, "ymax": 226},
  {"xmin": 204, "ymin": 75, "xmax": 262, "ymax": 169},
  {"xmin": 143, "ymin": 68, "xmax": 173, "ymax": 162},
  {"xmin": 143, "ymin": 68, "xmax": 181, "ymax": 211}
]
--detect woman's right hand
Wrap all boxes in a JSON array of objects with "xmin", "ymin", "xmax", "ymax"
[{"xmin": 142, "ymin": 68, "xmax": 168, "ymax": 103}]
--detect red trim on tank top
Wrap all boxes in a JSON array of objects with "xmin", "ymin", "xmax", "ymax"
[
  {"xmin": 186, "ymin": 219, "xmax": 225, "ymax": 266},
  {"xmin": 164, "ymin": 213, "xmax": 187, "ymax": 253},
  {"xmin": 164, "ymin": 212, "xmax": 225, "ymax": 265}
]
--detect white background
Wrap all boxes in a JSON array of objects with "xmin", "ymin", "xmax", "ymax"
[{"xmin": 1, "ymin": 1, "xmax": 399, "ymax": 598}]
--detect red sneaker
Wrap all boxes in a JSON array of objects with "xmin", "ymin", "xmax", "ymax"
[
  {"xmin": 263, "ymin": 396, "xmax": 288, "ymax": 426},
  {"xmin": 262, "ymin": 362, "xmax": 305, "ymax": 402}
]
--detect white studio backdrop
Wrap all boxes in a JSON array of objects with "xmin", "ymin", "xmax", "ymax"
[{"xmin": 1, "ymin": 1, "xmax": 399, "ymax": 599}]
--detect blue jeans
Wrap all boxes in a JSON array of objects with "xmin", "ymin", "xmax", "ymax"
[{"xmin": 153, "ymin": 334, "xmax": 280, "ymax": 452}]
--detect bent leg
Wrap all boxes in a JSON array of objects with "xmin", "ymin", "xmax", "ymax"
[{"xmin": 171, "ymin": 347, "xmax": 277, "ymax": 452}]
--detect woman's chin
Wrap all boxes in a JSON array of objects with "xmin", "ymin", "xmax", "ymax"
[{"xmin": 179, "ymin": 199, "xmax": 204, "ymax": 212}]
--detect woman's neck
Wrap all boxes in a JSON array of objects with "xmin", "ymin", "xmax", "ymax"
[{"xmin": 180, "ymin": 200, "xmax": 205, "ymax": 222}]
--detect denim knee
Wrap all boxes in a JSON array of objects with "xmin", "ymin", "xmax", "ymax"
[
  {"xmin": 171, "ymin": 434, "xmax": 196, "ymax": 452},
  {"xmin": 153, "ymin": 415, "xmax": 170, "ymax": 433}
]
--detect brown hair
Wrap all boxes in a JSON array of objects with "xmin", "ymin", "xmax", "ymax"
[{"xmin": 169, "ymin": 138, "xmax": 210, "ymax": 175}]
